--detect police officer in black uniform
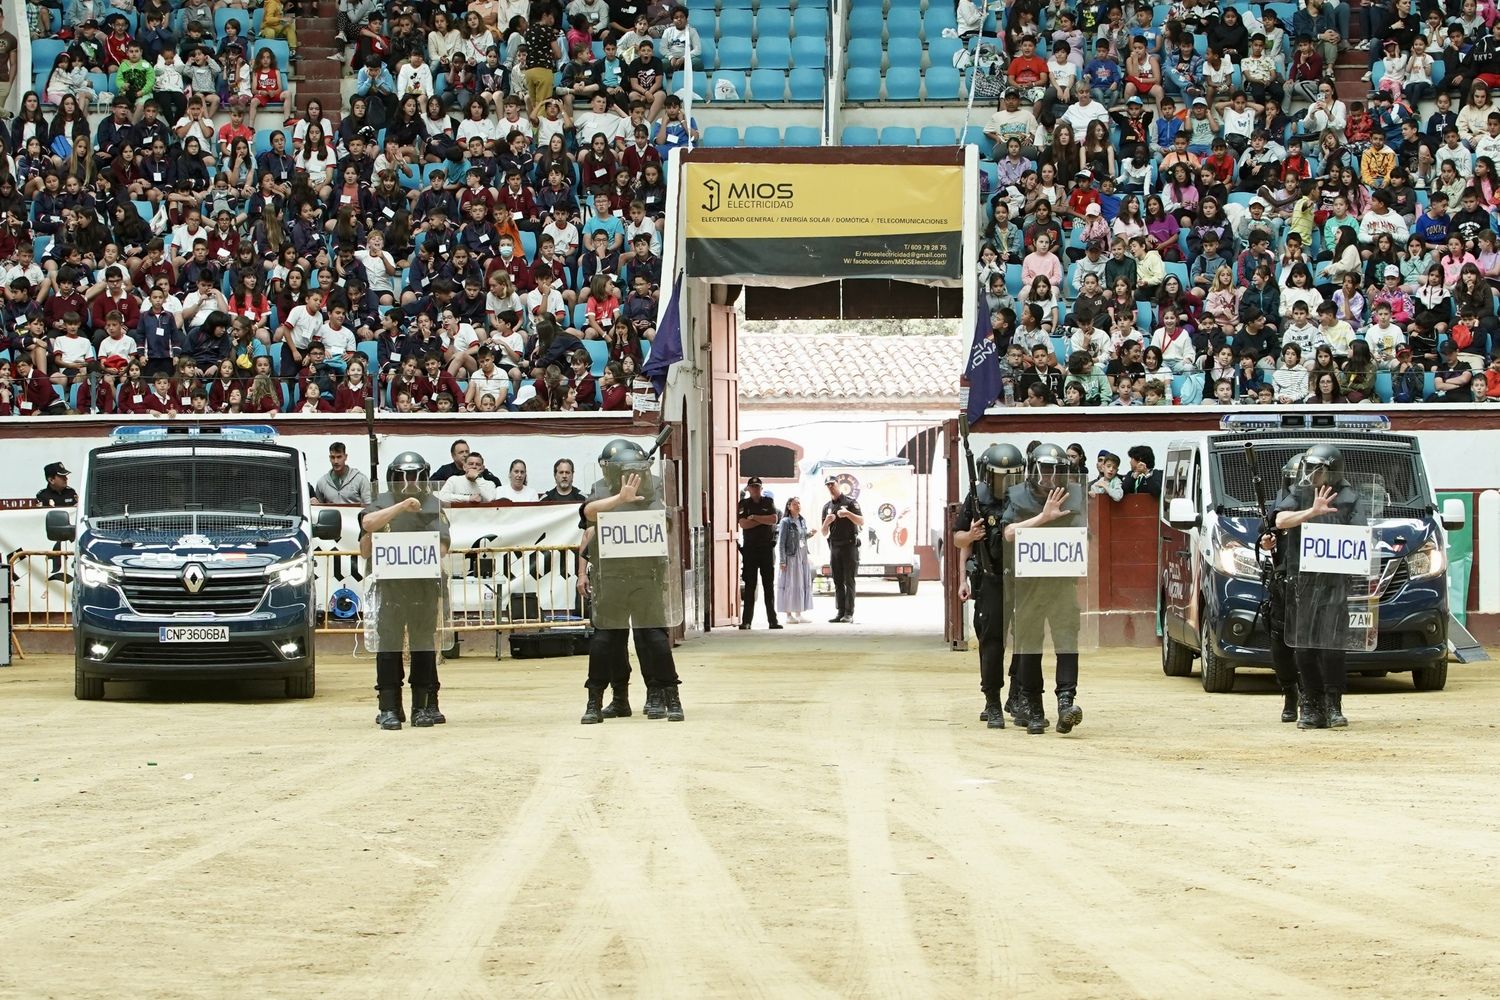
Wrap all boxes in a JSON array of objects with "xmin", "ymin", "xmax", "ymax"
[
  {"xmin": 954, "ymin": 443, "xmax": 1026, "ymax": 729},
  {"xmin": 1258, "ymin": 456, "xmax": 1306, "ymax": 724},
  {"xmin": 1001, "ymin": 442, "xmax": 1087, "ymax": 735},
  {"xmin": 737, "ymin": 476, "xmax": 781, "ymax": 629},
  {"xmin": 1273, "ymin": 444, "xmax": 1360, "ymax": 729},
  {"xmin": 36, "ymin": 462, "xmax": 77, "ymax": 506},
  {"xmin": 580, "ymin": 438, "xmax": 684, "ymax": 724},
  {"xmin": 360, "ymin": 452, "xmax": 450, "ymax": 730},
  {"xmin": 821, "ymin": 476, "xmax": 864, "ymax": 623}
]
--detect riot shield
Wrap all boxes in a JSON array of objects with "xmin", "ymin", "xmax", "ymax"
[
  {"xmin": 1005, "ymin": 472, "xmax": 1097, "ymax": 656},
  {"xmin": 589, "ymin": 458, "xmax": 683, "ymax": 630},
  {"xmin": 363, "ymin": 493, "xmax": 454, "ymax": 653},
  {"xmin": 1283, "ymin": 473, "xmax": 1383, "ymax": 652}
]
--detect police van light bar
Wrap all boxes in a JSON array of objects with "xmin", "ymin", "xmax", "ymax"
[
  {"xmin": 1218, "ymin": 414, "xmax": 1392, "ymax": 432},
  {"xmin": 110, "ymin": 425, "xmax": 278, "ymax": 443}
]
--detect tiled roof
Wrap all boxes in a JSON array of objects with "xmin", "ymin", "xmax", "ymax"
[{"xmin": 738, "ymin": 334, "xmax": 963, "ymax": 402}]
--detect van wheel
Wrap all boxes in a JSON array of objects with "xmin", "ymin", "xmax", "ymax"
[
  {"xmin": 899, "ymin": 576, "xmax": 918, "ymax": 595},
  {"xmin": 1412, "ymin": 660, "xmax": 1448, "ymax": 691},
  {"xmin": 285, "ymin": 667, "xmax": 315, "ymax": 699},
  {"xmin": 1199, "ymin": 618, "xmax": 1236, "ymax": 693},
  {"xmin": 75, "ymin": 665, "xmax": 104, "ymax": 701},
  {"xmin": 1161, "ymin": 607, "xmax": 1194, "ymax": 676}
]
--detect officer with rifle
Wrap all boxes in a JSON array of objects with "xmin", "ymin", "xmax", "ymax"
[
  {"xmin": 953, "ymin": 428, "xmax": 1026, "ymax": 729},
  {"xmin": 1249, "ymin": 447, "xmax": 1306, "ymax": 724}
]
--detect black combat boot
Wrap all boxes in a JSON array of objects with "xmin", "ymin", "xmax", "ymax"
[
  {"xmin": 601, "ymin": 684, "xmax": 632, "ymax": 718},
  {"xmin": 663, "ymin": 685, "xmax": 685, "ymax": 722},
  {"xmin": 1281, "ymin": 688, "xmax": 1298, "ymax": 724},
  {"xmin": 580, "ymin": 687, "xmax": 605, "ymax": 725},
  {"xmin": 1055, "ymin": 694, "xmax": 1083, "ymax": 735},
  {"xmin": 1025, "ymin": 693, "xmax": 1050, "ymax": 735},
  {"xmin": 429, "ymin": 690, "xmax": 446, "ymax": 724},
  {"xmin": 643, "ymin": 686, "xmax": 665, "ymax": 720},
  {"xmin": 1297, "ymin": 692, "xmax": 1327, "ymax": 730},
  {"xmin": 1324, "ymin": 693, "xmax": 1348, "ymax": 728},
  {"xmin": 411, "ymin": 688, "xmax": 439, "ymax": 728},
  {"xmin": 984, "ymin": 694, "xmax": 1005, "ymax": 730},
  {"xmin": 1002, "ymin": 688, "xmax": 1017, "ymax": 723},
  {"xmin": 376, "ymin": 689, "xmax": 403, "ymax": 731}
]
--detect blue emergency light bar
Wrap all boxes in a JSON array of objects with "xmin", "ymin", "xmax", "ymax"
[
  {"xmin": 110, "ymin": 425, "xmax": 278, "ymax": 443},
  {"xmin": 1219, "ymin": 414, "xmax": 1392, "ymax": 432}
]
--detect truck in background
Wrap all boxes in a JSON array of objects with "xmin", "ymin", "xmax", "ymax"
[{"xmin": 805, "ymin": 458, "xmax": 921, "ymax": 595}]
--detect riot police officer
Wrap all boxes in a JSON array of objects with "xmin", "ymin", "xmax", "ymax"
[
  {"xmin": 580, "ymin": 439, "xmax": 684, "ymax": 724},
  {"xmin": 1001, "ymin": 442, "xmax": 1088, "ymax": 735},
  {"xmin": 954, "ymin": 443, "xmax": 1025, "ymax": 729},
  {"xmin": 1258, "ymin": 456, "xmax": 1305, "ymax": 724},
  {"xmin": 1273, "ymin": 444, "xmax": 1361, "ymax": 729},
  {"xmin": 360, "ymin": 451, "xmax": 451, "ymax": 731}
]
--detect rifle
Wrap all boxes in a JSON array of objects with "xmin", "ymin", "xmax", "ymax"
[
  {"xmin": 958, "ymin": 413, "xmax": 994, "ymax": 576},
  {"xmin": 1244, "ymin": 443, "xmax": 1281, "ymax": 634},
  {"xmin": 364, "ymin": 397, "xmax": 379, "ymax": 490}
]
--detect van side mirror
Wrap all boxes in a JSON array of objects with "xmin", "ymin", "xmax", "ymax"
[
  {"xmin": 313, "ymin": 508, "xmax": 344, "ymax": 541},
  {"xmin": 1167, "ymin": 497, "xmax": 1200, "ymax": 531},
  {"xmin": 1441, "ymin": 498, "xmax": 1466, "ymax": 531},
  {"xmin": 45, "ymin": 509, "xmax": 75, "ymax": 542}
]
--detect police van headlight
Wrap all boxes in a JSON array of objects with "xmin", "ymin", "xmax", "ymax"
[
  {"xmin": 78, "ymin": 558, "xmax": 119, "ymax": 588},
  {"xmin": 1215, "ymin": 539, "xmax": 1262, "ymax": 581},
  {"xmin": 270, "ymin": 557, "xmax": 312, "ymax": 588},
  {"xmin": 1407, "ymin": 541, "xmax": 1446, "ymax": 580}
]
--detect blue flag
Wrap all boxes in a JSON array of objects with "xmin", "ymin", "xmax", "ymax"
[
  {"xmin": 963, "ymin": 297, "xmax": 999, "ymax": 423},
  {"xmin": 645, "ymin": 275, "xmax": 683, "ymax": 397}
]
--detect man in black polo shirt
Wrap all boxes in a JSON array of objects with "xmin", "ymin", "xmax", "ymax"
[
  {"xmin": 541, "ymin": 458, "xmax": 583, "ymax": 502},
  {"xmin": 36, "ymin": 462, "xmax": 77, "ymax": 507},
  {"xmin": 820, "ymin": 475, "xmax": 864, "ymax": 624},
  {"xmin": 737, "ymin": 476, "xmax": 780, "ymax": 629}
]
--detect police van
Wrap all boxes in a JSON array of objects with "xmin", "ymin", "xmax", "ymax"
[
  {"xmin": 1158, "ymin": 414, "xmax": 1464, "ymax": 693},
  {"xmin": 45, "ymin": 426, "xmax": 344, "ymax": 700}
]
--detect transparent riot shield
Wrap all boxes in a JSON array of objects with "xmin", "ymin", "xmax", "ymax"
[
  {"xmin": 1283, "ymin": 473, "xmax": 1383, "ymax": 652},
  {"xmin": 363, "ymin": 493, "xmax": 454, "ymax": 653},
  {"xmin": 1004, "ymin": 472, "xmax": 1097, "ymax": 657},
  {"xmin": 590, "ymin": 458, "xmax": 683, "ymax": 630}
]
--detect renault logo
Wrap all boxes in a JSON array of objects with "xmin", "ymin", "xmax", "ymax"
[{"xmin": 182, "ymin": 563, "xmax": 206, "ymax": 594}]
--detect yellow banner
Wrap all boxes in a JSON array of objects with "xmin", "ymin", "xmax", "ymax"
[{"xmin": 685, "ymin": 162, "xmax": 963, "ymax": 240}]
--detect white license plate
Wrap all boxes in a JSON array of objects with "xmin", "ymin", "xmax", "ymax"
[
  {"xmin": 1349, "ymin": 611, "xmax": 1373, "ymax": 629},
  {"xmin": 159, "ymin": 626, "xmax": 229, "ymax": 643}
]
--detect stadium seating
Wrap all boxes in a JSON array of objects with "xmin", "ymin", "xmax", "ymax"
[
  {"xmin": 783, "ymin": 125, "xmax": 823, "ymax": 147},
  {"xmin": 702, "ymin": 125, "xmax": 741, "ymax": 148},
  {"xmin": 844, "ymin": 67, "xmax": 882, "ymax": 102},
  {"xmin": 880, "ymin": 126, "xmax": 917, "ymax": 146},
  {"xmin": 788, "ymin": 68, "xmax": 826, "ymax": 101},
  {"xmin": 747, "ymin": 70, "xmax": 786, "ymax": 101},
  {"xmin": 742, "ymin": 125, "xmax": 782, "ymax": 147}
]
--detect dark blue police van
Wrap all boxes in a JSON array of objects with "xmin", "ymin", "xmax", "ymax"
[
  {"xmin": 1158, "ymin": 414, "xmax": 1464, "ymax": 693},
  {"xmin": 46, "ymin": 426, "xmax": 343, "ymax": 699}
]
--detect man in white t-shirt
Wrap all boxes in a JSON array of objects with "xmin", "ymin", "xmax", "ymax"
[
  {"xmin": 438, "ymin": 452, "xmax": 500, "ymax": 503},
  {"xmin": 277, "ymin": 289, "xmax": 325, "ymax": 369},
  {"xmin": 1059, "ymin": 87, "xmax": 1109, "ymax": 133}
]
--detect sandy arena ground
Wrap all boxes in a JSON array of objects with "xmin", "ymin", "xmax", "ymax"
[{"xmin": 3, "ymin": 593, "xmax": 1500, "ymax": 999}]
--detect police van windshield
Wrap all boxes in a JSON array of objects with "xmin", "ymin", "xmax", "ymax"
[
  {"xmin": 1211, "ymin": 435, "xmax": 1431, "ymax": 519},
  {"xmin": 87, "ymin": 446, "xmax": 301, "ymax": 536}
]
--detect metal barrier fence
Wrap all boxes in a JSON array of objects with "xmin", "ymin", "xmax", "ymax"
[{"xmin": 7, "ymin": 546, "xmax": 592, "ymax": 638}]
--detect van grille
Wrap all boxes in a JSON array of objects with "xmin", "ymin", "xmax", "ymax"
[
  {"xmin": 108, "ymin": 640, "xmax": 282, "ymax": 668},
  {"xmin": 120, "ymin": 573, "xmax": 268, "ymax": 616}
]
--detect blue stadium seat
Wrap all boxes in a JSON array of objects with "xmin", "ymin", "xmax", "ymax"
[
  {"xmin": 718, "ymin": 9, "xmax": 753, "ymax": 39},
  {"xmin": 357, "ymin": 342, "xmax": 380, "ymax": 373},
  {"xmin": 251, "ymin": 39, "xmax": 290, "ymax": 69},
  {"xmin": 880, "ymin": 126, "xmax": 917, "ymax": 145},
  {"xmin": 888, "ymin": 8, "xmax": 921, "ymax": 40},
  {"xmin": 791, "ymin": 35, "xmax": 826, "ymax": 67},
  {"xmin": 844, "ymin": 67, "xmax": 882, "ymax": 101},
  {"xmin": 788, "ymin": 67, "xmax": 825, "ymax": 100},
  {"xmin": 748, "ymin": 70, "xmax": 787, "ymax": 101},
  {"xmin": 719, "ymin": 0, "xmax": 754, "ymax": 8},
  {"xmin": 793, "ymin": 6, "xmax": 829, "ymax": 37},
  {"xmin": 887, "ymin": 37, "xmax": 923, "ymax": 68},
  {"xmin": 756, "ymin": 7, "xmax": 791, "ymax": 38},
  {"xmin": 925, "ymin": 6, "xmax": 958, "ymax": 34},
  {"xmin": 1005, "ymin": 265, "xmax": 1022, "ymax": 296},
  {"xmin": 710, "ymin": 71, "xmax": 747, "ymax": 99},
  {"xmin": 742, "ymin": 125, "xmax": 782, "ymax": 147},
  {"xmin": 716, "ymin": 37, "xmax": 753, "ymax": 69},
  {"xmin": 925, "ymin": 67, "xmax": 961, "ymax": 99},
  {"xmin": 755, "ymin": 35, "xmax": 792, "ymax": 68},
  {"xmin": 928, "ymin": 36, "xmax": 963, "ymax": 68},
  {"xmin": 689, "ymin": 7, "xmax": 718, "ymax": 39},
  {"xmin": 886, "ymin": 67, "xmax": 921, "ymax": 100},
  {"xmin": 958, "ymin": 124, "xmax": 994, "ymax": 158},
  {"xmin": 702, "ymin": 126, "xmax": 740, "ymax": 147},
  {"xmin": 919, "ymin": 126, "xmax": 958, "ymax": 146},
  {"xmin": 215, "ymin": 9, "xmax": 253, "ymax": 37},
  {"xmin": 520, "ymin": 231, "xmax": 537, "ymax": 260},
  {"xmin": 668, "ymin": 70, "xmax": 706, "ymax": 100},
  {"xmin": 583, "ymin": 339, "xmax": 609, "ymax": 377},
  {"xmin": 841, "ymin": 126, "xmax": 880, "ymax": 146},
  {"xmin": 847, "ymin": 37, "xmax": 882, "ymax": 69},
  {"xmin": 31, "ymin": 39, "xmax": 65, "ymax": 71},
  {"xmin": 783, "ymin": 125, "xmax": 822, "ymax": 147},
  {"xmin": 847, "ymin": 7, "xmax": 884, "ymax": 39}
]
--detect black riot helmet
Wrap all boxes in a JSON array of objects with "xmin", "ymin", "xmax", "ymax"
[
  {"xmin": 598, "ymin": 438, "xmax": 649, "ymax": 466},
  {"xmin": 386, "ymin": 451, "xmax": 431, "ymax": 494},
  {"xmin": 1298, "ymin": 444, "xmax": 1344, "ymax": 487},
  {"xmin": 978, "ymin": 443, "xmax": 1026, "ymax": 497},
  {"xmin": 1282, "ymin": 456, "xmax": 1301, "ymax": 487},
  {"xmin": 598, "ymin": 438, "xmax": 651, "ymax": 495},
  {"xmin": 1028, "ymin": 441, "xmax": 1071, "ymax": 492}
]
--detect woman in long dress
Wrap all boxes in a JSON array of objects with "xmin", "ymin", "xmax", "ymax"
[{"xmin": 776, "ymin": 498, "xmax": 815, "ymax": 623}]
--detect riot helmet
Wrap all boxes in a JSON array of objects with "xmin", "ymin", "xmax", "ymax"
[
  {"xmin": 598, "ymin": 437, "xmax": 652, "ymax": 496},
  {"xmin": 1297, "ymin": 444, "xmax": 1344, "ymax": 487},
  {"xmin": 978, "ymin": 443, "xmax": 1025, "ymax": 497},
  {"xmin": 1282, "ymin": 456, "xmax": 1301, "ymax": 487},
  {"xmin": 1027, "ymin": 441, "xmax": 1071, "ymax": 493},
  {"xmin": 386, "ymin": 451, "xmax": 431, "ymax": 494}
]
